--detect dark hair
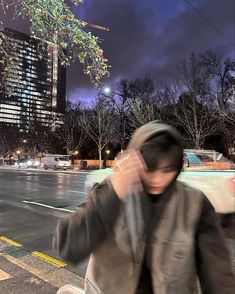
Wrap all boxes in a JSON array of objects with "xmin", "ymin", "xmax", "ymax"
[{"xmin": 140, "ymin": 132, "xmax": 183, "ymax": 172}]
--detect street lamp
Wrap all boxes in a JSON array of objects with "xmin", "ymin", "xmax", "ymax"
[
  {"xmin": 16, "ymin": 150, "xmax": 21, "ymax": 159},
  {"xmin": 105, "ymin": 149, "xmax": 110, "ymax": 167},
  {"xmin": 74, "ymin": 150, "xmax": 79, "ymax": 160},
  {"xmin": 103, "ymin": 87, "xmax": 111, "ymax": 94},
  {"xmin": 102, "ymin": 86, "xmax": 127, "ymax": 152}
]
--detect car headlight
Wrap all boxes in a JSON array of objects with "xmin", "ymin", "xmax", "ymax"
[
  {"xmin": 34, "ymin": 161, "xmax": 40, "ymax": 166},
  {"xmin": 27, "ymin": 160, "xmax": 32, "ymax": 165},
  {"xmin": 58, "ymin": 162, "xmax": 64, "ymax": 166}
]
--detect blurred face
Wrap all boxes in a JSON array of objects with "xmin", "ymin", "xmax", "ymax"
[{"xmin": 141, "ymin": 161, "xmax": 178, "ymax": 195}]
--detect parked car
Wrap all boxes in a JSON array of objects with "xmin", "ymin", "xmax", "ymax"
[
  {"xmin": 41, "ymin": 154, "xmax": 72, "ymax": 170},
  {"xmin": 15, "ymin": 158, "xmax": 40, "ymax": 169},
  {"xmin": 0, "ymin": 158, "xmax": 16, "ymax": 166},
  {"xmin": 184, "ymin": 149, "xmax": 233, "ymax": 170},
  {"xmin": 84, "ymin": 167, "xmax": 235, "ymax": 237}
]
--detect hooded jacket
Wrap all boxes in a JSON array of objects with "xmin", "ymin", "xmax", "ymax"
[{"xmin": 53, "ymin": 121, "xmax": 234, "ymax": 294}]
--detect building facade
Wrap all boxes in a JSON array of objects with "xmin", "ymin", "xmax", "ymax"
[{"xmin": 0, "ymin": 28, "xmax": 66, "ymax": 132}]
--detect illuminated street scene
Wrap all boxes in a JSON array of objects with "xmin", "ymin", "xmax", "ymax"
[{"xmin": 0, "ymin": 0, "xmax": 234, "ymax": 293}]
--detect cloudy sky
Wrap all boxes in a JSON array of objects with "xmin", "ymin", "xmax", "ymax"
[{"xmin": 1, "ymin": 0, "xmax": 234, "ymax": 105}]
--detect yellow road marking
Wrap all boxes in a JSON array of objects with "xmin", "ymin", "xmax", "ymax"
[
  {"xmin": 0, "ymin": 252, "xmax": 62, "ymax": 288},
  {"xmin": 0, "ymin": 269, "xmax": 13, "ymax": 281},
  {"xmin": 32, "ymin": 251, "xmax": 66, "ymax": 268},
  {"xmin": 0, "ymin": 236, "xmax": 66, "ymax": 268},
  {"xmin": 0, "ymin": 236, "xmax": 22, "ymax": 247}
]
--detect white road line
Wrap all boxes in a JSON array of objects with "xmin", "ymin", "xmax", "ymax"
[
  {"xmin": 67, "ymin": 190, "xmax": 87, "ymax": 194},
  {"xmin": 22, "ymin": 201, "xmax": 75, "ymax": 212}
]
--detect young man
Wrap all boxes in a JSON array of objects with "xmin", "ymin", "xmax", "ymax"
[{"xmin": 53, "ymin": 121, "xmax": 234, "ymax": 294}]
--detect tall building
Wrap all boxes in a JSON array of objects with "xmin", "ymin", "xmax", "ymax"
[{"xmin": 0, "ymin": 28, "xmax": 66, "ymax": 132}]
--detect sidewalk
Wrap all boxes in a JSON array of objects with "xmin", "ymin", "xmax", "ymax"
[
  {"xmin": 0, "ymin": 165, "xmax": 89, "ymax": 174},
  {"xmin": 0, "ymin": 236, "xmax": 85, "ymax": 294}
]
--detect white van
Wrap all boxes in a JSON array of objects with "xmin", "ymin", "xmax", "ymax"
[{"xmin": 41, "ymin": 154, "xmax": 72, "ymax": 170}]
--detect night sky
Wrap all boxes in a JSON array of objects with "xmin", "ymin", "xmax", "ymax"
[{"xmin": 0, "ymin": 0, "xmax": 234, "ymax": 105}]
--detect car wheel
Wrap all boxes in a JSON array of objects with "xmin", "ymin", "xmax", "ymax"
[{"xmin": 44, "ymin": 165, "xmax": 48, "ymax": 170}]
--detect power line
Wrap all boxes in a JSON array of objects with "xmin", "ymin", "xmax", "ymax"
[{"xmin": 184, "ymin": 0, "xmax": 235, "ymax": 47}]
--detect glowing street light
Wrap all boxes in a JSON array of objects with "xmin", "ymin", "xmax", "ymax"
[
  {"xmin": 105, "ymin": 149, "xmax": 110, "ymax": 167},
  {"xmin": 103, "ymin": 86, "xmax": 111, "ymax": 94},
  {"xmin": 102, "ymin": 86, "xmax": 127, "ymax": 152},
  {"xmin": 16, "ymin": 150, "xmax": 21, "ymax": 159}
]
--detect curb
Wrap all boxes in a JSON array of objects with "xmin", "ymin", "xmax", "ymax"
[
  {"xmin": 0, "ymin": 235, "xmax": 85, "ymax": 291},
  {"xmin": 0, "ymin": 236, "xmax": 66, "ymax": 268}
]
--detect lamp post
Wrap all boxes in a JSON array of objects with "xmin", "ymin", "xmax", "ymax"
[
  {"xmin": 22, "ymin": 139, "xmax": 27, "ymax": 158},
  {"xmin": 102, "ymin": 86, "xmax": 128, "ymax": 152},
  {"xmin": 16, "ymin": 150, "xmax": 21, "ymax": 159},
  {"xmin": 105, "ymin": 149, "xmax": 110, "ymax": 167},
  {"xmin": 74, "ymin": 150, "xmax": 79, "ymax": 161}
]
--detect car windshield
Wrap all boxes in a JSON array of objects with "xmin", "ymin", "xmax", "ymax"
[{"xmin": 58, "ymin": 157, "xmax": 69, "ymax": 161}]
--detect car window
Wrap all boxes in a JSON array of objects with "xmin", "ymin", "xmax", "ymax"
[{"xmin": 58, "ymin": 157, "xmax": 69, "ymax": 161}]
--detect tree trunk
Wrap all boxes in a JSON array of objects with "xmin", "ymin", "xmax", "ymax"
[
  {"xmin": 33, "ymin": 144, "xmax": 37, "ymax": 158},
  {"xmin": 66, "ymin": 147, "xmax": 70, "ymax": 155},
  {"xmin": 98, "ymin": 145, "xmax": 102, "ymax": 169}
]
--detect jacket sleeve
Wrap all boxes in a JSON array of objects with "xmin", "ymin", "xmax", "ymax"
[
  {"xmin": 196, "ymin": 196, "xmax": 235, "ymax": 293},
  {"xmin": 53, "ymin": 179, "xmax": 121, "ymax": 264}
]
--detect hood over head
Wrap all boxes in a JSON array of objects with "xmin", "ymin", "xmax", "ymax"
[
  {"xmin": 127, "ymin": 120, "xmax": 182, "ymax": 150},
  {"xmin": 115, "ymin": 121, "xmax": 184, "ymax": 262},
  {"xmin": 127, "ymin": 120, "xmax": 184, "ymax": 174}
]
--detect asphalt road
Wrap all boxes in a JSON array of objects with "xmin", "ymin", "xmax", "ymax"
[
  {"xmin": 0, "ymin": 168, "xmax": 234, "ymax": 293},
  {"xmin": 0, "ymin": 169, "xmax": 89, "ymax": 279}
]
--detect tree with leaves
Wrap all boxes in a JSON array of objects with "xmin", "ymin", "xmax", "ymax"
[
  {"xmin": 0, "ymin": 26, "xmax": 18, "ymax": 92},
  {"xmin": 0, "ymin": 0, "xmax": 109, "ymax": 87}
]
